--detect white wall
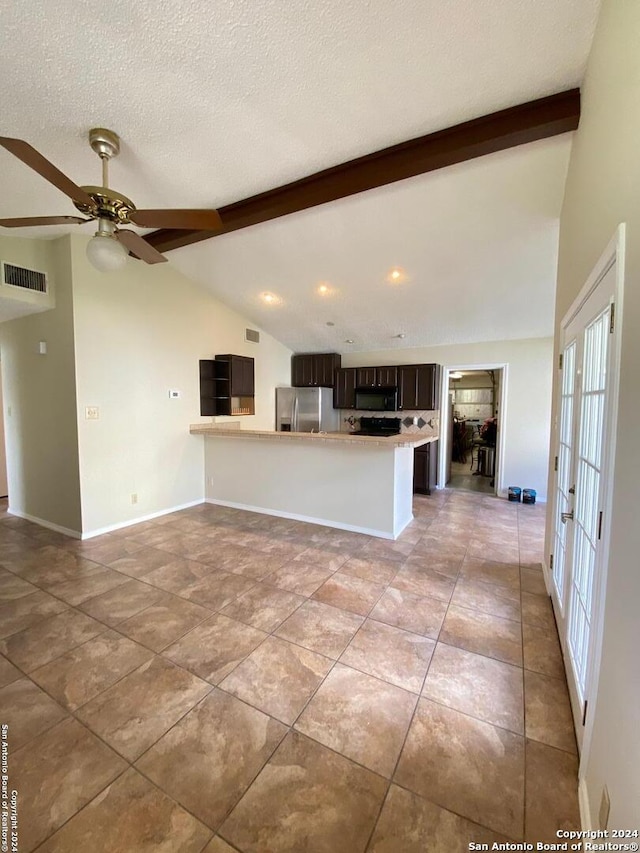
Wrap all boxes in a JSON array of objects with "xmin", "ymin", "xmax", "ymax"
[
  {"xmin": 69, "ymin": 235, "xmax": 292, "ymax": 534},
  {"xmin": 0, "ymin": 235, "xmax": 83, "ymax": 532},
  {"xmin": 0, "ymin": 370, "xmax": 8, "ymax": 498},
  {"xmin": 343, "ymin": 337, "xmax": 553, "ymax": 500},
  {"xmin": 546, "ymin": 0, "xmax": 640, "ymax": 827}
]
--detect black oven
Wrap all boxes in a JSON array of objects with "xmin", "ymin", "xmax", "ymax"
[{"xmin": 354, "ymin": 386, "xmax": 398, "ymax": 412}]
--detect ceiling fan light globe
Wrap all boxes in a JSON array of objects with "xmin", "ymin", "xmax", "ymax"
[{"xmin": 86, "ymin": 232, "xmax": 128, "ymax": 273}]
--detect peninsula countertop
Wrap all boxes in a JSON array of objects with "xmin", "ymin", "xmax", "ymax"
[{"xmin": 189, "ymin": 425, "xmax": 438, "ymax": 449}]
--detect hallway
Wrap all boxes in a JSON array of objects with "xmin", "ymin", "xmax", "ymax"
[{"xmin": 0, "ymin": 490, "xmax": 580, "ymax": 851}]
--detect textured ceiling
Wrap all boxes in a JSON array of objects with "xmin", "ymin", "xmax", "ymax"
[{"xmin": 0, "ymin": 0, "xmax": 599, "ymax": 347}]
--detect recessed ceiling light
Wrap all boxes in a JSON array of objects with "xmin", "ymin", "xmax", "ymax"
[
  {"xmin": 345, "ymin": 339, "xmax": 354, "ymax": 344},
  {"xmin": 317, "ymin": 282, "xmax": 331, "ymax": 295},
  {"xmin": 395, "ymin": 333, "xmax": 406, "ymax": 339},
  {"xmin": 260, "ymin": 291, "xmax": 280, "ymax": 305},
  {"xmin": 450, "ymin": 371, "xmax": 464, "ymax": 379},
  {"xmin": 387, "ymin": 267, "xmax": 406, "ymax": 284}
]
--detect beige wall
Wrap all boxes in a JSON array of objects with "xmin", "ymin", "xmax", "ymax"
[
  {"xmin": 0, "ymin": 370, "xmax": 7, "ymax": 497},
  {"xmin": 68, "ymin": 235, "xmax": 292, "ymax": 534},
  {"xmin": 343, "ymin": 337, "xmax": 553, "ymax": 500},
  {"xmin": 546, "ymin": 0, "xmax": 640, "ymax": 827},
  {"xmin": 0, "ymin": 235, "xmax": 82, "ymax": 532}
]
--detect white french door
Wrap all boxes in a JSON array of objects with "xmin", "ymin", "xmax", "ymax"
[{"xmin": 550, "ymin": 243, "xmax": 621, "ymax": 752}]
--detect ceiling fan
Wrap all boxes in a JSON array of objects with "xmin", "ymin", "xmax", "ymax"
[{"xmin": 0, "ymin": 128, "xmax": 222, "ymax": 271}]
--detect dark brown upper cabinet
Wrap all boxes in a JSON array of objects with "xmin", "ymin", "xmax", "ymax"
[
  {"xmin": 398, "ymin": 364, "xmax": 441, "ymax": 411},
  {"xmin": 199, "ymin": 354, "xmax": 255, "ymax": 417},
  {"xmin": 292, "ymin": 353, "xmax": 341, "ymax": 388},
  {"xmin": 333, "ymin": 367, "xmax": 357, "ymax": 409},
  {"xmin": 355, "ymin": 366, "xmax": 398, "ymax": 388}
]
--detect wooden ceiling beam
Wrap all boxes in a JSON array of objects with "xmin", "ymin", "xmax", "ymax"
[{"xmin": 146, "ymin": 88, "xmax": 580, "ymax": 254}]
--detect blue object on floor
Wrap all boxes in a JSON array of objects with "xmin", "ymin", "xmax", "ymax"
[
  {"xmin": 523, "ymin": 488, "xmax": 537, "ymax": 504},
  {"xmin": 508, "ymin": 486, "xmax": 522, "ymax": 502}
]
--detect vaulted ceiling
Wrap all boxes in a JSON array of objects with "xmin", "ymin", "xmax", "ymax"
[{"xmin": 0, "ymin": 0, "xmax": 601, "ymax": 349}]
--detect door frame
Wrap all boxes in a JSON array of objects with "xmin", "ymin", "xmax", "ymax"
[
  {"xmin": 549, "ymin": 225, "xmax": 625, "ymax": 776},
  {"xmin": 437, "ymin": 362, "xmax": 508, "ymax": 495}
]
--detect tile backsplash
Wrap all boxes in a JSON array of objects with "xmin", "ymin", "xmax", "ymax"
[{"xmin": 340, "ymin": 409, "xmax": 440, "ymax": 436}]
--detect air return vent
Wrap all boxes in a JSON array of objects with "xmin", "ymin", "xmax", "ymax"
[
  {"xmin": 2, "ymin": 262, "xmax": 48, "ymax": 294},
  {"xmin": 245, "ymin": 328, "xmax": 260, "ymax": 344}
]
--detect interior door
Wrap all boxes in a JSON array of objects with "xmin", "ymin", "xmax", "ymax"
[{"xmin": 550, "ymin": 261, "xmax": 617, "ymax": 750}]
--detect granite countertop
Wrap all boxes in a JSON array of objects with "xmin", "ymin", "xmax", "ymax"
[{"xmin": 189, "ymin": 424, "xmax": 438, "ymax": 449}]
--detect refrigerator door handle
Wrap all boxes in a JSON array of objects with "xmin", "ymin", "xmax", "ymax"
[{"xmin": 293, "ymin": 395, "xmax": 298, "ymax": 432}]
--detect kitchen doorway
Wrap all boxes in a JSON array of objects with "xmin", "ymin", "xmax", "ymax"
[{"xmin": 438, "ymin": 363, "xmax": 507, "ymax": 496}]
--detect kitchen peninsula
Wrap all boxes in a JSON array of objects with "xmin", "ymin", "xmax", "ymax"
[{"xmin": 190, "ymin": 425, "xmax": 438, "ymax": 539}]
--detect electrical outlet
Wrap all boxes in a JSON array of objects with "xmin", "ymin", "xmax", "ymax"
[
  {"xmin": 168, "ymin": 389, "xmax": 181, "ymax": 399},
  {"xmin": 85, "ymin": 406, "xmax": 99, "ymax": 420},
  {"xmin": 599, "ymin": 786, "xmax": 610, "ymax": 830},
  {"xmin": 131, "ymin": 493, "xmax": 138, "ymax": 505}
]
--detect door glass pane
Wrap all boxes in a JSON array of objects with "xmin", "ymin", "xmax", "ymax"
[
  {"xmin": 553, "ymin": 340, "xmax": 576, "ymax": 608},
  {"xmin": 567, "ymin": 306, "xmax": 610, "ymax": 701}
]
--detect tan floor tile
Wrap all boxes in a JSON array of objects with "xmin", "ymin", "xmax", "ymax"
[
  {"xmin": 459, "ymin": 556, "xmax": 520, "ymax": 591},
  {"xmin": 11, "ymin": 717, "xmax": 127, "ymax": 852},
  {"xmin": 395, "ymin": 698, "xmax": 525, "ymax": 839},
  {"xmin": 0, "ymin": 590, "xmax": 68, "ymax": 638},
  {"xmin": 422, "ymin": 642, "xmax": 524, "ymax": 733},
  {"xmin": 141, "ymin": 557, "xmax": 216, "ymax": 592},
  {"xmin": 525, "ymin": 739, "xmax": 580, "ymax": 841},
  {"xmin": 66, "ymin": 537, "xmax": 147, "ymax": 565},
  {"xmin": 0, "ymin": 609, "xmax": 105, "ymax": 671},
  {"xmin": 370, "ymin": 587, "xmax": 447, "ymax": 638},
  {"xmin": 164, "ymin": 614, "xmax": 267, "ymax": 683},
  {"xmin": 220, "ymin": 636, "xmax": 331, "ymax": 724},
  {"xmin": 46, "ymin": 568, "xmax": 130, "ymax": 606},
  {"xmin": 78, "ymin": 578, "xmax": 163, "ymax": 626},
  {"xmin": 274, "ymin": 599, "xmax": 363, "ymax": 658},
  {"xmin": 221, "ymin": 546, "xmax": 289, "ymax": 579},
  {"xmin": 467, "ymin": 539, "xmax": 520, "ymax": 564},
  {"xmin": 312, "ymin": 573, "xmax": 385, "ymax": 616},
  {"xmin": 121, "ymin": 525, "xmax": 185, "ymax": 549},
  {"xmin": 179, "ymin": 570, "xmax": 257, "ymax": 610},
  {"xmin": 296, "ymin": 663, "xmax": 417, "ymax": 777},
  {"xmin": 0, "ymin": 654, "xmax": 21, "ymax": 688},
  {"xmin": 404, "ymin": 552, "xmax": 464, "ymax": 580},
  {"xmin": 522, "ymin": 622, "xmax": 565, "ymax": 679},
  {"xmin": 293, "ymin": 546, "xmax": 349, "ymax": 571},
  {"xmin": 521, "ymin": 567, "xmax": 548, "ymax": 595},
  {"xmin": 440, "ymin": 604, "xmax": 523, "ymax": 666},
  {"xmin": 202, "ymin": 838, "xmax": 237, "ymax": 853},
  {"xmin": 30, "ymin": 630, "xmax": 154, "ymax": 710},
  {"xmin": 338, "ymin": 556, "xmax": 398, "ymax": 584},
  {"xmin": 267, "ymin": 561, "xmax": 334, "ymax": 596},
  {"xmin": 36, "ymin": 768, "xmax": 212, "ymax": 853},
  {"xmin": 360, "ymin": 537, "xmax": 416, "ymax": 562},
  {"xmin": 451, "ymin": 575, "xmax": 521, "ymax": 621},
  {"xmin": 412, "ymin": 535, "xmax": 468, "ymax": 561},
  {"xmin": 524, "ymin": 669, "xmax": 577, "ymax": 753},
  {"xmin": 105, "ymin": 545, "xmax": 179, "ymax": 577},
  {"xmin": 391, "ymin": 565, "xmax": 455, "ymax": 602},
  {"xmin": 220, "ymin": 731, "xmax": 387, "ymax": 853},
  {"xmin": 341, "ymin": 619, "xmax": 435, "ymax": 693},
  {"xmin": 521, "ymin": 590, "xmax": 555, "ymax": 629},
  {"xmin": 0, "ymin": 677, "xmax": 68, "ymax": 749},
  {"xmin": 369, "ymin": 784, "xmax": 510, "ymax": 852},
  {"xmin": 77, "ymin": 656, "xmax": 211, "ymax": 760},
  {"xmin": 11, "ymin": 547, "xmax": 103, "ymax": 584},
  {"xmin": 116, "ymin": 593, "xmax": 212, "ymax": 651},
  {"xmin": 221, "ymin": 582, "xmax": 304, "ymax": 632},
  {"xmin": 0, "ymin": 568, "xmax": 37, "ymax": 601},
  {"xmin": 137, "ymin": 689, "xmax": 286, "ymax": 829}
]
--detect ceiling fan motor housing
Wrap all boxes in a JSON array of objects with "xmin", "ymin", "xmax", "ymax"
[{"xmin": 73, "ymin": 187, "xmax": 136, "ymax": 224}]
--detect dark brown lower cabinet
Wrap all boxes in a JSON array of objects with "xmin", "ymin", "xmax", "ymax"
[{"xmin": 413, "ymin": 440, "xmax": 438, "ymax": 495}]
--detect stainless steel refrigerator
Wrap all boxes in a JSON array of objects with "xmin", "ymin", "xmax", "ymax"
[{"xmin": 275, "ymin": 387, "xmax": 339, "ymax": 433}]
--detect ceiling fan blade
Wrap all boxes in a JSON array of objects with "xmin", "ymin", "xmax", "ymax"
[
  {"xmin": 129, "ymin": 209, "xmax": 222, "ymax": 230},
  {"xmin": 116, "ymin": 229, "xmax": 168, "ymax": 265},
  {"xmin": 0, "ymin": 215, "xmax": 90, "ymax": 228},
  {"xmin": 0, "ymin": 137, "xmax": 96, "ymax": 208}
]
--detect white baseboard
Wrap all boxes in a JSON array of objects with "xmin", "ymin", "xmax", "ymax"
[
  {"xmin": 7, "ymin": 508, "xmax": 82, "ymax": 539},
  {"xmin": 205, "ymin": 498, "xmax": 405, "ymax": 540},
  {"xmin": 579, "ymin": 777, "xmax": 593, "ymax": 830},
  {"xmin": 81, "ymin": 500, "xmax": 204, "ymax": 539}
]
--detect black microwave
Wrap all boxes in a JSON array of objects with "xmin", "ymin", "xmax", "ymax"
[{"xmin": 354, "ymin": 386, "xmax": 398, "ymax": 411}]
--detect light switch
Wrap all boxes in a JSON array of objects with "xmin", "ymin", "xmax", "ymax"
[
  {"xmin": 168, "ymin": 389, "xmax": 181, "ymax": 399},
  {"xmin": 85, "ymin": 406, "xmax": 99, "ymax": 420},
  {"xmin": 38, "ymin": 341, "xmax": 47, "ymax": 355}
]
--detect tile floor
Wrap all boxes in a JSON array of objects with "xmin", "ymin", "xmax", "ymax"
[{"xmin": 0, "ymin": 491, "xmax": 581, "ymax": 852}]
